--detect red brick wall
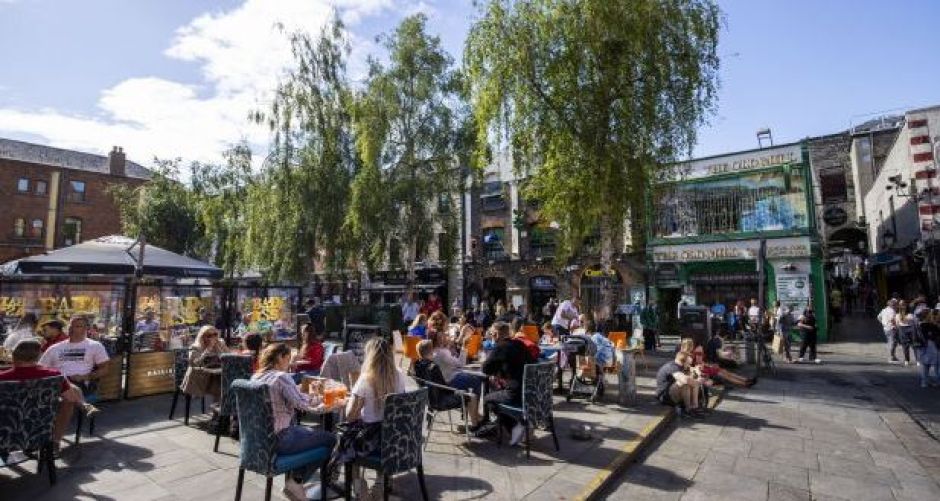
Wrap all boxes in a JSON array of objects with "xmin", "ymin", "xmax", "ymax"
[{"xmin": 0, "ymin": 158, "xmax": 146, "ymax": 263}]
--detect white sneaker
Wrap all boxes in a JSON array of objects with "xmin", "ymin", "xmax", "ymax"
[
  {"xmin": 814, "ymin": 358, "xmax": 821, "ymax": 364},
  {"xmin": 283, "ymin": 478, "xmax": 308, "ymax": 501},
  {"xmin": 509, "ymin": 423, "xmax": 526, "ymax": 446},
  {"xmin": 353, "ymin": 477, "xmax": 372, "ymax": 501},
  {"xmin": 904, "ymin": 361, "xmax": 910, "ymax": 366},
  {"xmin": 798, "ymin": 358, "xmax": 805, "ymax": 363}
]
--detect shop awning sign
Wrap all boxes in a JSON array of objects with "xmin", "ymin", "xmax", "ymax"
[{"xmin": 652, "ymin": 237, "xmax": 811, "ymax": 263}]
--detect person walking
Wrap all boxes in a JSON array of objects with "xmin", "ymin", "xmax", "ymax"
[
  {"xmin": 796, "ymin": 306, "xmax": 820, "ymax": 363},
  {"xmin": 773, "ymin": 300, "xmax": 793, "ymax": 363},
  {"xmin": 877, "ymin": 299, "xmax": 900, "ymax": 363},
  {"xmin": 896, "ymin": 301, "xmax": 916, "ymax": 366},
  {"xmin": 916, "ymin": 310, "xmax": 940, "ymax": 387}
]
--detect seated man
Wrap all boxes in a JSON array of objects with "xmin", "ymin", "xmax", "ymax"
[
  {"xmin": 481, "ymin": 321, "xmax": 538, "ymax": 444},
  {"xmin": 39, "ymin": 319, "xmax": 68, "ymax": 353},
  {"xmin": 413, "ymin": 340, "xmax": 481, "ymax": 432},
  {"xmin": 655, "ymin": 352, "xmax": 705, "ymax": 418},
  {"xmin": 38, "ymin": 315, "xmax": 107, "ymax": 413},
  {"xmin": 0, "ymin": 339, "xmax": 85, "ymax": 449}
]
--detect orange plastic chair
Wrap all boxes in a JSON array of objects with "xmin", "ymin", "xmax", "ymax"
[
  {"xmin": 608, "ymin": 331, "xmax": 627, "ymax": 350},
  {"xmin": 521, "ymin": 325, "xmax": 540, "ymax": 344},
  {"xmin": 401, "ymin": 335, "xmax": 421, "ymax": 368},
  {"xmin": 464, "ymin": 334, "xmax": 483, "ymax": 361}
]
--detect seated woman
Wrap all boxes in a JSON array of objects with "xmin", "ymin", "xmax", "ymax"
[
  {"xmin": 337, "ymin": 337, "xmax": 409, "ymax": 499},
  {"xmin": 408, "ymin": 314, "xmax": 428, "ymax": 339},
  {"xmin": 414, "ymin": 340, "xmax": 482, "ymax": 431},
  {"xmin": 540, "ymin": 321, "xmax": 557, "ymax": 345},
  {"xmin": 292, "ymin": 323, "xmax": 325, "ymax": 376},
  {"xmin": 240, "ymin": 332, "xmax": 263, "ymax": 372},
  {"xmin": 180, "ymin": 325, "xmax": 227, "ymax": 403},
  {"xmin": 252, "ymin": 343, "xmax": 337, "ymax": 501},
  {"xmin": 429, "ymin": 328, "xmax": 488, "ymax": 395},
  {"xmin": 453, "ymin": 313, "xmax": 476, "ymax": 349},
  {"xmin": 681, "ymin": 337, "xmax": 754, "ymax": 389}
]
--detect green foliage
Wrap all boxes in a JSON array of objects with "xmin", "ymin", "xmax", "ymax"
[
  {"xmin": 108, "ymin": 159, "xmax": 203, "ymax": 256},
  {"xmin": 248, "ymin": 17, "xmax": 357, "ymax": 282},
  {"xmin": 465, "ymin": 0, "xmax": 721, "ymax": 261},
  {"xmin": 346, "ymin": 14, "xmax": 468, "ymax": 282}
]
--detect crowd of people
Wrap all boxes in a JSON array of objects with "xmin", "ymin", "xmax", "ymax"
[{"xmin": 877, "ymin": 295, "xmax": 940, "ymax": 387}]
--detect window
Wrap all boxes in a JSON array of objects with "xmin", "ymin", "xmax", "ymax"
[
  {"xmin": 30, "ymin": 219, "xmax": 43, "ymax": 238},
  {"xmin": 437, "ymin": 232, "xmax": 450, "ymax": 261},
  {"xmin": 529, "ymin": 227, "xmax": 557, "ymax": 259},
  {"xmin": 819, "ymin": 168, "xmax": 848, "ymax": 203},
  {"xmin": 480, "ymin": 181, "xmax": 507, "ymax": 211},
  {"xmin": 388, "ymin": 238, "xmax": 401, "ymax": 266},
  {"xmin": 17, "ymin": 178, "xmax": 29, "ymax": 192},
  {"xmin": 13, "ymin": 218, "xmax": 25, "ymax": 237},
  {"xmin": 35, "ymin": 180, "xmax": 47, "ymax": 196},
  {"xmin": 63, "ymin": 217, "xmax": 83, "ymax": 246},
  {"xmin": 68, "ymin": 180, "xmax": 86, "ymax": 202},
  {"xmin": 483, "ymin": 227, "xmax": 507, "ymax": 261}
]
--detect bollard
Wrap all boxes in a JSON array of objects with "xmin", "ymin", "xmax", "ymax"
[{"xmin": 618, "ymin": 349, "xmax": 637, "ymax": 407}]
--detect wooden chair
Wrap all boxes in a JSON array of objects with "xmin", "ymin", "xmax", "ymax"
[{"xmin": 521, "ymin": 325, "xmax": 540, "ymax": 344}]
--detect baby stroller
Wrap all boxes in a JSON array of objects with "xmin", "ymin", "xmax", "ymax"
[{"xmin": 564, "ymin": 334, "xmax": 602, "ymax": 403}]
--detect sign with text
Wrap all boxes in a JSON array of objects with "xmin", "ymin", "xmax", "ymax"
[
  {"xmin": 667, "ymin": 144, "xmax": 803, "ymax": 181},
  {"xmin": 126, "ymin": 351, "xmax": 176, "ymax": 398},
  {"xmin": 652, "ymin": 237, "xmax": 811, "ymax": 263},
  {"xmin": 776, "ymin": 274, "xmax": 812, "ymax": 321}
]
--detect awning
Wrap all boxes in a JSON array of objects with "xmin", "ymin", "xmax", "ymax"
[{"xmin": 5, "ymin": 235, "xmax": 223, "ymax": 279}]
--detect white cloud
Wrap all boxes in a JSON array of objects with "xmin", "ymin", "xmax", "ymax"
[{"xmin": 0, "ymin": 0, "xmax": 406, "ymax": 170}]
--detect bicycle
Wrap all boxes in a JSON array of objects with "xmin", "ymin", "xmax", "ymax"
[{"xmin": 744, "ymin": 325, "xmax": 777, "ymax": 376}]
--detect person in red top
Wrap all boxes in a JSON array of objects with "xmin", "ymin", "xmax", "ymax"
[
  {"xmin": 292, "ymin": 324, "xmax": 324, "ymax": 374},
  {"xmin": 39, "ymin": 319, "xmax": 68, "ymax": 353},
  {"xmin": 0, "ymin": 339, "xmax": 84, "ymax": 447},
  {"xmin": 421, "ymin": 293, "xmax": 443, "ymax": 316}
]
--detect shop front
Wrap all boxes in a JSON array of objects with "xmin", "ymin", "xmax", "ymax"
[{"xmin": 648, "ymin": 144, "xmax": 829, "ymax": 341}]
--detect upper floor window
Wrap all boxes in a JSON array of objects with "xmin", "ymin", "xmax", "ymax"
[
  {"xmin": 17, "ymin": 178, "xmax": 29, "ymax": 192},
  {"xmin": 63, "ymin": 217, "xmax": 83, "ymax": 246},
  {"xmin": 819, "ymin": 168, "xmax": 848, "ymax": 203},
  {"xmin": 68, "ymin": 180, "xmax": 86, "ymax": 202},
  {"xmin": 13, "ymin": 218, "xmax": 25, "ymax": 238},
  {"xmin": 35, "ymin": 180, "xmax": 48, "ymax": 196}
]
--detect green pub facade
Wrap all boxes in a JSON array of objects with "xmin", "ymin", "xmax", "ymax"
[{"xmin": 648, "ymin": 142, "xmax": 829, "ymax": 341}]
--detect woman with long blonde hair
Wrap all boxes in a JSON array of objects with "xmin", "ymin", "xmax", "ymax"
[
  {"xmin": 338, "ymin": 336, "xmax": 408, "ymax": 498},
  {"xmin": 180, "ymin": 325, "xmax": 227, "ymax": 401}
]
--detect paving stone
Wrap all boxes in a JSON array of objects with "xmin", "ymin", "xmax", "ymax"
[
  {"xmin": 809, "ymin": 471, "xmax": 897, "ymax": 501},
  {"xmin": 767, "ymin": 482, "xmax": 810, "ymax": 501}
]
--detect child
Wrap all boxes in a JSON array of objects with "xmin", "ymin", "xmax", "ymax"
[{"xmin": 414, "ymin": 339, "xmax": 481, "ymax": 431}]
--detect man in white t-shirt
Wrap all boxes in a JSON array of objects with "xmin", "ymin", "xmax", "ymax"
[
  {"xmin": 747, "ymin": 298, "xmax": 762, "ymax": 330},
  {"xmin": 39, "ymin": 315, "xmax": 110, "ymax": 387},
  {"xmin": 551, "ymin": 297, "xmax": 581, "ymax": 337},
  {"xmin": 401, "ymin": 293, "xmax": 419, "ymax": 329},
  {"xmin": 877, "ymin": 299, "xmax": 899, "ymax": 363}
]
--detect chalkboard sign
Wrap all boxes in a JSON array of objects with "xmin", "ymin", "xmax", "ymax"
[{"xmin": 342, "ymin": 323, "xmax": 387, "ymax": 364}]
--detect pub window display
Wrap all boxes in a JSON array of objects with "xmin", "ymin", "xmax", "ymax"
[{"xmin": 655, "ymin": 169, "xmax": 809, "ymax": 238}]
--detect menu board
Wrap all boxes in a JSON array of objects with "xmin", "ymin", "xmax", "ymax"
[{"xmin": 776, "ymin": 274, "xmax": 811, "ymax": 321}]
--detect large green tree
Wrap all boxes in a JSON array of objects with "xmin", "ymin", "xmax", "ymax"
[
  {"xmin": 466, "ymin": 0, "xmax": 720, "ymax": 313},
  {"xmin": 109, "ymin": 159, "xmax": 204, "ymax": 256},
  {"xmin": 248, "ymin": 18, "xmax": 356, "ymax": 282},
  {"xmin": 346, "ymin": 14, "xmax": 466, "ymax": 286}
]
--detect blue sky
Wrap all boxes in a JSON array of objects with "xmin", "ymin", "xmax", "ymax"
[{"xmin": 1, "ymin": 0, "xmax": 939, "ymax": 167}]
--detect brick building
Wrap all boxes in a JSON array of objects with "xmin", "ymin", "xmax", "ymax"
[{"xmin": 0, "ymin": 138, "xmax": 150, "ymax": 263}]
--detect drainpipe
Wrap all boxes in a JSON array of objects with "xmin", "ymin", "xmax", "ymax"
[{"xmin": 44, "ymin": 171, "xmax": 61, "ymax": 251}]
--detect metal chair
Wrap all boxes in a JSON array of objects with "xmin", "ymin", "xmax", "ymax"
[
  {"xmin": 0, "ymin": 377, "xmax": 62, "ymax": 484},
  {"xmin": 231, "ymin": 380, "xmax": 331, "ymax": 501},
  {"xmin": 214, "ymin": 354, "xmax": 253, "ymax": 453},
  {"xmin": 496, "ymin": 362, "xmax": 560, "ymax": 459},
  {"xmin": 344, "ymin": 388, "xmax": 430, "ymax": 501},
  {"xmin": 73, "ymin": 389, "xmax": 97, "ymax": 445},
  {"xmin": 413, "ymin": 375, "xmax": 473, "ymax": 447},
  {"xmin": 168, "ymin": 348, "xmax": 205, "ymax": 426}
]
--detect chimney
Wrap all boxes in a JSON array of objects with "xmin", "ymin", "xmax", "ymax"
[{"xmin": 109, "ymin": 146, "xmax": 126, "ymax": 177}]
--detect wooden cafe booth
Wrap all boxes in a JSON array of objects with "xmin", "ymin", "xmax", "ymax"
[{"xmin": 0, "ymin": 235, "xmax": 302, "ymax": 401}]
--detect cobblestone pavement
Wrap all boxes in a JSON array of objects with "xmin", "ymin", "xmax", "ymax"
[{"xmin": 600, "ymin": 313, "xmax": 940, "ymax": 501}]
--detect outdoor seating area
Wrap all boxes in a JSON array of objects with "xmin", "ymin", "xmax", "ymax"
[{"xmin": 0, "ymin": 296, "xmax": 671, "ymax": 500}]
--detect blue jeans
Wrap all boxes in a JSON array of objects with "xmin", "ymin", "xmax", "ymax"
[{"xmin": 276, "ymin": 425, "xmax": 337, "ymax": 480}]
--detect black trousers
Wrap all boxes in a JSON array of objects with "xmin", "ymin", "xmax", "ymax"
[{"xmin": 799, "ymin": 330, "xmax": 817, "ymax": 360}]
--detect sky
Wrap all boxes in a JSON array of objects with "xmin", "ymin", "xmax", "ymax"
[{"xmin": 1, "ymin": 0, "xmax": 940, "ymax": 169}]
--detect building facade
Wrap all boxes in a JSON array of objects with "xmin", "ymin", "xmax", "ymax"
[
  {"xmin": 0, "ymin": 138, "xmax": 150, "ymax": 263},
  {"xmin": 461, "ymin": 152, "xmax": 645, "ymax": 320},
  {"xmin": 862, "ymin": 106, "xmax": 940, "ymax": 300},
  {"xmin": 648, "ymin": 143, "xmax": 829, "ymax": 341}
]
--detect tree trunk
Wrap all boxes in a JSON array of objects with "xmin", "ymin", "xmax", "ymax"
[
  {"xmin": 405, "ymin": 234, "xmax": 417, "ymax": 296},
  {"xmin": 599, "ymin": 214, "xmax": 616, "ymax": 323}
]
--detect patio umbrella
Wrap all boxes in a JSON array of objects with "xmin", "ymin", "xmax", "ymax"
[{"xmin": 5, "ymin": 235, "xmax": 223, "ymax": 279}]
